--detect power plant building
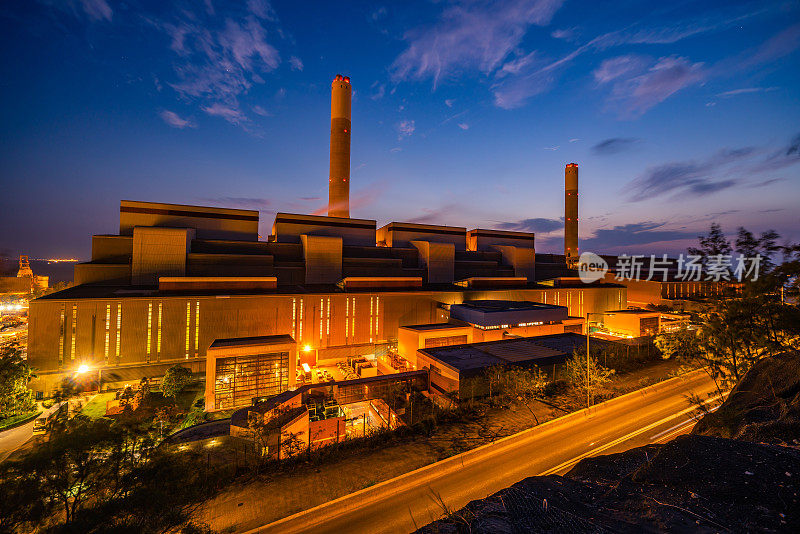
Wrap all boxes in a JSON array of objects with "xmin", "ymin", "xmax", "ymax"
[{"xmin": 29, "ymin": 74, "xmax": 707, "ymax": 406}]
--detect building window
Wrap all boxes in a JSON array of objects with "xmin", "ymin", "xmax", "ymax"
[
  {"xmin": 185, "ymin": 302, "xmax": 191, "ymax": 359},
  {"xmin": 292, "ymin": 298, "xmax": 296, "ymax": 339},
  {"xmin": 105, "ymin": 304, "xmax": 111, "ymax": 362},
  {"xmin": 146, "ymin": 302, "xmax": 152, "ymax": 361},
  {"xmin": 115, "ymin": 303, "xmax": 122, "ymax": 361},
  {"xmin": 369, "ymin": 296, "xmax": 374, "ymax": 342},
  {"xmin": 319, "ymin": 298, "xmax": 324, "ymax": 343},
  {"xmin": 424, "ymin": 335, "xmax": 467, "ymax": 348},
  {"xmin": 326, "ymin": 297, "xmax": 330, "ymax": 337},
  {"xmin": 156, "ymin": 302, "xmax": 162, "ymax": 359},
  {"xmin": 213, "ymin": 351, "xmax": 290, "ymax": 410},
  {"xmin": 70, "ymin": 304, "xmax": 77, "ymax": 360},
  {"xmin": 58, "ymin": 304, "xmax": 65, "ymax": 365},
  {"xmin": 345, "ymin": 297, "xmax": 349, "ymax": 339},
  {"xmin": 298, "ymin": 298, "xmax": 304, "ymax": 343},
  {"xmin": 194, "ymin": 300, "xmax": 200, "ymax": 358}
]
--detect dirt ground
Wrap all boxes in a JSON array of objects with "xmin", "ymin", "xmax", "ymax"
[{"xmin": 197, "ymin": 358, "xmax": 683, "ymax": 532}]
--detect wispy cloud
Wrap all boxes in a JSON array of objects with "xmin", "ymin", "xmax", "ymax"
[
  {"xmin": 159, "ymin": 110, "xmax": 196, "ymax": 129},
  {"xmin": 396, "ymin": 119, "xmax": 416, "ymax": 140},
  {"xmin": 593, "ymin": 55, "xmax": 647, "ymax": 83},
  {"xmin": 581, "ymin": 221, "xmax": 698, "ymax": 251},
  {"xmin": 627, "ymin": 133, "xmax": 800, "ymax": 201},
  {"xmin": 628, "ymin": 148, "xmax": 751, "ymax": 201},
  {"xmin": 599, "ymin": 55, "xmax": 706, "ymax": 118},
  {"xmin": 592, "ymin": 137, "xmax": 640, "ymax": 155},
  {"xmin": 717, "ymin": 86, "xmax": 778, "ymax": 97},
  {"xmin": 543, "ymin": 146, "xmax": 559, "ymax": 151},
  {"xmin": 458, "ymin": 123, "xmax": 469, "ymax": 130},
  {"xmin": 497, "ymin": 217, "xmax": 561, "ymax": 233},
  {"xmin": 288, "ymin": 55, "xmax": 303, "ymax": 71},
  {"xmin": 390, "ymin": 0, "xmax": 564, "ymax": 88},
  {"xmin": 146, "ymin": 2, "xmax": 285, "ymax": 129},
  {"xmin": 202, "ymin": 103, "xmax": 248, "ymax": 125},
  {"xmin": 78, "ymin": 0, "xmax": 112, "ymax": 21}
]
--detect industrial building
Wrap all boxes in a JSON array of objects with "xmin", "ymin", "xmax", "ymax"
[
  {"xmin": 25, "ymin": 73, "xmax": 717, "ymax": 405},
  {"xmin": 417, "ymin": 333, "xmax": 620, "ymax": 399}
]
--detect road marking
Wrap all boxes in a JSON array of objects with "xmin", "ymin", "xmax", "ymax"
[
  {"xmin": 649, "ymin": 404, "xmax": 721, "ymax": 440},
  {"xmin": 541, "ymin": 394, "xmax": 724, "ymax": 476}
]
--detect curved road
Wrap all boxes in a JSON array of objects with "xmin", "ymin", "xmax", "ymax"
[{"xmin": 247, "ymin": 370, "xmax": 720, "ymax": 534}]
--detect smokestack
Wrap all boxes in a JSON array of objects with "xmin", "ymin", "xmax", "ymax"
[
  {"xmin": 565, "ymin": 163, "xmax": 578, "ymax": 267},
  {"xmin": 328, "ymin": 74, "xmax": 351, "ymax": 218}
]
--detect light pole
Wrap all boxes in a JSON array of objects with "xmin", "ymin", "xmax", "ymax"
[{"xmin": 585, "ymin": 312, "xmax": 604, "ymax": 408}]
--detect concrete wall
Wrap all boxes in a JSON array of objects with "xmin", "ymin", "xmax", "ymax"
[
  {"xmin": 272, "ymin": 213, "xmax": 376, "ymax": 247},
  {"xmin": 302, "ymin": 234, "xmax": 343, "ymax": 284},
  {"xmin": 467, "ymin": 229, "xmax": 534, "ymax": 251},
  {"xmin": 378, "ymin": 223, "xmax": 467, "ymax": 250},
  {"xmin": 397, "ymin": 325, "xmax": 473, "ymax": 367},
  {"xmin": 494, "ymin": 246, "xmax": 535, "ymax": 280},
  {"xmin": 74, "ymin": 263, "xmax": 131, "ymax": 286},
  {"xmin": 91, "ymin": 235, "xmax": 133, "ymax": 263},
  {"xmin": 411, "ymin": 241, "xmax": 455, "ymax": 284},
  {"xmin": 131, "ymin": 227, "xmax": 194, "ymax": 286},
  {"xmin": 119, "ymin": 200, "xmax": 258, "ymax": 241},
  {"xmin": 27, "ymin": 285, "xmax": 626, "ymax": 396}
]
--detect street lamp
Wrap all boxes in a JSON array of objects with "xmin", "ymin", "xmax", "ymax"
[{"xmin": 585, "ymin": 312, "xmax": 604, "ymax": 409}]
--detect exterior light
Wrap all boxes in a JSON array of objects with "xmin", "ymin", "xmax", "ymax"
[
  {"xmin": 303, "ymin": 345, "xmax": 312, "ymax": 352},
  {"xmin": 77, "ymin": 364, "xmax": 90, "ymax": 374}
]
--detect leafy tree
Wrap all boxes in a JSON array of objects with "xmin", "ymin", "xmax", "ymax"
[
  {"xmin": 654, "ymin": 329, "xmax": 702, "ymax": 361},
  {"xmin": 1, "ymin": 414, "xmax": 215, "ymax": 533},
  {"xmin": 734, "ymin": 227, "xmax": 760, "ymax": 259},
  {"xmin": 161, "ymin": 365, "xmax": 193, "ymax": 398},
  {"xmin": 0, "ymin": 342, "xmax": 36, "ymax": 419},
  {"xmin": 564, "ymin": 351, "xmax": 615, "ymax": 400},
  {"xmin": 688, "ymin": 223, "xmax": 731, "ymax": 261}
]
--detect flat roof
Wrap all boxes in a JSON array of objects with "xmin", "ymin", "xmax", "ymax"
[
  {"xmin": 35, "ymin": 279, "xmax": 624, "ymax": 301},
  {"xmin": 454, "ymin": 300, "xmax": 565, "ymax": 312},
  {"xmin": 400, "ymin": 323, "xmax": 471, "ymax": 332},
  {"xmin": 420, "ymin": 333, "xmax": 620, "ymax": 373},
  {"xmin": 604, "ymin": 309, "xmax": 660, "ymax": 315},
  {"xmin": 209, "ymin": 334, "xmax": 295, "ymax": 348}
]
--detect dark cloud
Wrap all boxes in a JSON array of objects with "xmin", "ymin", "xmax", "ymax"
[
  {"xmin": 748, "ymin": 178, "xmax": 784, "ymax": 188},
  {"xmin": 591, "ymin": 137, "xmax": 640, "ymax": 155},
  {"xmin": 497, "ymin": 217, "xmax": 562, "ymax": 233},
  {"xmin": 628, "ymin": 147, "xmax": 757, "ymax": 201},
  {"xmin": 581, "ymin": 221, "xmax": 697, "ymax": 250}
]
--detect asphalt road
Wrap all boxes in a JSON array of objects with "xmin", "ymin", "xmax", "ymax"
[
  {"xmin": 250, "ymin": 370, "xmax": 720, "ymax": 534},
  {"xmin": 0, "ymin": 402, "xmax": 65, "ymax": 462}
]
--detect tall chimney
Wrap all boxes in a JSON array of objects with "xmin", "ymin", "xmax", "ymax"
[
  {"xmin": 328, "ymin": 74, "xmax": 351, "ymax": 218},
  {"xmin": 565, "ymin": 163, "xmax": 579, "ymax": 267}
]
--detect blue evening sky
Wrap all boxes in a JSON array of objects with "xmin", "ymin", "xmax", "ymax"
[{"xmin": 1, "ymin": 0, "xmax": 798, "ymax": 260}]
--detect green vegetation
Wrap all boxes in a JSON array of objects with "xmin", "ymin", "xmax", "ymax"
[
  {"xmin": 0, "ymin": 342, "xmax": 36, "ymax": 422},
  {"xmin": 564, "ymin": 351, "xmax": 616, "ymax": 400},
  {"xmin": 161, "ymin": 364, "xmax": 193, "ymax": 398},
  {"xmin": 79, "ymin": 392, "xmax": 116, "ymax": 419},
  {"xmin": 0, "ymin": 415, "xmax": 223, "ymax": 533},
  {"xmin": 656, "ymin": 224, "xmax": 800, "ymax": 392}
]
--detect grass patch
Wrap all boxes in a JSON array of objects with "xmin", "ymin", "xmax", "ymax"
[
  {"xmin": 80, "ymin": 392, "xmax": 117, "ymax": 419},
  {"xmin": 0, "ymin": 410, "xmax": 42, "ymax": 431}
]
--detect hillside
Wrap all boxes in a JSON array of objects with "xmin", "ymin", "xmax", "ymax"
[
  {"xmin": 419, "ymin": 355, "xmax": 800, "ymax": 533},
  {"xmin": 692, "ymin": 350, "xmax": 800, "ymax": 446}
]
